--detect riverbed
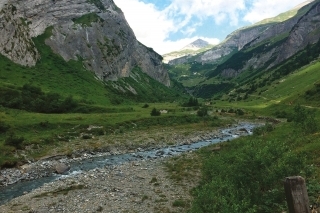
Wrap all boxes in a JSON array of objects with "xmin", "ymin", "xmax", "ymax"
[{"xmin": 0, "ymin": 122, "xmax": 258, "ymax": 211}]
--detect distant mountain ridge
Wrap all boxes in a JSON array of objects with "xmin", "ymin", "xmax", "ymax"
[
  {"xmin": 163, "ymin": 39, "xmax": 214, "ymax": 63},
  {"xmin": 168, "ymin": 0, "xmax": 317, "ymax": 66},
  {"xmin": 181, "ymin": 39, "xmax": 210, "ymax": 51},
  {"xmin": 167, "ymin": 0, "xmax": 320, "ymax": 100}
]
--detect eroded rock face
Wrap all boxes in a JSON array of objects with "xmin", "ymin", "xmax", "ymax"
[
  {"xmin": 168, "ymin": 1, "xmax": 320, "ymax": 80},
  {"xmin": 0, "ymin": 0, "xmax": 170, "ymax": 86}
]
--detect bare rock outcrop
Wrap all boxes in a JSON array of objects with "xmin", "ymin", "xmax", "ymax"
[{"xmin": 0, "ymin": 0, "xmax": 170, "ymax": 86}]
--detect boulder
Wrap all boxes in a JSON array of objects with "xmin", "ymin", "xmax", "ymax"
[{"xmin": 55, "ymin": 163, "xmax": 70, "ymax": 174}]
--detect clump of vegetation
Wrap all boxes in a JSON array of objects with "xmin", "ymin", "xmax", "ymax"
[
  {"xmin": 182, "ymin": 97, "xmax": 199, "ymax": 107},
  {"xmin": 142, "ymin": 103, "xmax": 149, "ymax": 108},
  {"xmin": 172, "ymin": 199, "xmax": 189, "ymax": 208},
  {"xmin": 197, "ymin": 107, "xmax": 208, "ymax": 117},
  {"xmin": 290, "ymin": 104, "xmax": 318, "ymax": 134},
  {"xmin": 253, "ymin": 123, "xmax": 274, "ymax": 136},
  {"xmin": 189, "ymin": 129, "xmax": 317, "ymax": 213},
  {"xmin": 150, "ymin": 108, "xmax": 161, "ymax": 116},
  {"xmin": 5, "ymin": 133, "xmax": 25, "ymax": 149},
  {"xmin": 0, "ymin": 84, "xmax": 78, "ymax": 113},
  {"xmin": 0, "ymin": 121, "xmax": 10, "ymax": 133},
  {"xmin": 72, "ymin": 13, "xmax": 103, "ymax": 27}
]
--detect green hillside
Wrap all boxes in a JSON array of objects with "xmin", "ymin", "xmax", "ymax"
[
  {"xmin": 0, "ymin": 27, "xmax": 187, "ymax": 108},
  {"xmin": 0, "ymin": 27, "xmax": 190, "ymax": 167}
]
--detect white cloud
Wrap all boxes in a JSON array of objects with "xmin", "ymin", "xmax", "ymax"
[
  {"xmin": 114, "ymin": 0, "xmax": 176, "ymax": 54},
  {"xmin": 166, "ymin": 0, "xmax": 246, "ymax": 25},
  {"xmin": 114, "ymin": 0, "xmax": 307, "ymax": 54},
  {"xmin": 114, "ymin": 0, "xmax": 240, "ymax": 54},
  {"xmin": 244, "ymin": 0, "xmax": 310, "ymax": 23}
]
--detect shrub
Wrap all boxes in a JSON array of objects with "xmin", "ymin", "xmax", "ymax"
[
  {"xmin": 172, "ymin": 199, "xmax": 188, "ymax": 207},
  {"xmin": 228, "ymin": 108, "xmax": 235, "ymax": 113},
  {"xmin": 253, "ymin": 123, "xmax": 274, "ymax": 136},
  {"xmin": 82, "ymin": 134, "xmax": 92, "ymax": 139},
  {"xmin": 190, "ymin": 139, "xmax": 311, "ymax": 213},
  {"xmin": 0, "ymin": 121, "xmax": 10, "ymax": 133},
  {"xmin": 182, "ymin": 97, "xmax": 199, "ymax": 107},
  {"xmin": 236, "ymin": 109, "xmax": 245, "ymax": 115},
  {"xmin": 5, "ymin": 133, "xmax": 25, "ymax": 149},
  {"xmin": 291, "ymin": 105, "xmax": 318, "ymax": 134},
  {"xmin": 150, "ymin": 108, "xmax": 161, "ymax": 116},
  {"xmin": 142, "ymin": 103, "xmax": 149, "ymax": 108},
  {"xmin": 274, "ymin": 110, "xmax": 287, "ymax": 118},
  {"xmin": 197, "ymin": 107, "xmax": 208, "ymax": 117}
]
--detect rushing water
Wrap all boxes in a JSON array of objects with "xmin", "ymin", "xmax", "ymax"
[{"xmin": 0, "ymin": 122, "xmax": 257, "ymax": 205}]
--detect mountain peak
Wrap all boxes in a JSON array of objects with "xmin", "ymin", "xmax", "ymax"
[{"xmin": 181, "ymin": 39, "xmax": 210, "ymax": 51}]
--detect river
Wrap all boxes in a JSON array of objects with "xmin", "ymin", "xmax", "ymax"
[{"xmin": 0, "ymin": 122, "xmax": 257, "ymax": 206}]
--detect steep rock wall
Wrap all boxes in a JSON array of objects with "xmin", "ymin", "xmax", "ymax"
[{"xmin": 0, "ymin": 0, "xmax": 170, "ymax": 86}]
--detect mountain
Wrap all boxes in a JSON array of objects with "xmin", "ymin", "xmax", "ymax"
[
  {"xmin": 181, "ymin": 39, "xmax": 210, "ymax": 51},
  {"xmin": 168, "ymin": 0, "xmax": 317, "ymax": 66},
  {"xmin": 0, "ymin": 0, "xmax": 169, "ymax": 87},
  {"xmin": 162, "ymin": 39, "xmax": 214, "ymax": 63},
  {"xmin": 168, "ymin": 0, "xmax": 320, "ymax": 99}
]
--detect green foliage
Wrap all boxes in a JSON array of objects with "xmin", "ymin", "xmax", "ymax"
[
  {"xmin": 190, "ymin": 137, "xmax": 312, "ymax": 213},
  {"xmin": 236, "ymin": 108, "xmax": 245, "ymax": 115},
  {"xmin": 142, "ymin": 103, "xmax": 149, "ymax": 108},
  {"xmin": 197, "ymin": 107, "xmax": 208, "ymax": 117},
  {"xmin": 304, "ymin": 83, "xmax": 320, "ymax": 102},
  {"xmin": 72, "ymin": 13, "xmax": 103, "ymax": 27},
  {"xmin": 183, "ymin": 97, "xmax": 199, "ymax": 107},
  {"xmin": 0, "ymin": 84, "xmax": 79, "ymax": 113},
  {"xmin": 253, "ymin": 123, "xmax": 274, "ymax": 136},
  {"xmin": 0, "ymin": 121, "xmax": 10, "ymax": 133},
  {"xmin": 172, "ymin": 199, "xmax": 188, "ymax": 208},
  {"xmin": 150, "ymin": 108, "xmax": 161, "ymax": 116},
  {"xmin": 273, "ymin": 110, "xmax": 288, "ymax": 118},
  {"xmin": 5, "ymin": 133, "xmax": 25, "ymax": 149},
  {"xmin": 291, "ymin": 105, "xmax": 318, "ymax": 134}
]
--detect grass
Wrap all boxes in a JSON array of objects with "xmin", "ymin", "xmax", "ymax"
[
  {"xmin": 72, "ymin": 13, "xmax": 103, "ymax": 27},
  {"xmin": 0, "ymin": 103, "xmax": 232, "ymax": 167},
  {"xmin": 32, "ymin": 184, "xmax": 86, "ymax": 198},
  {"xmin": 188, "ymin": 121, "xmax": 320, "ymax": 213}
]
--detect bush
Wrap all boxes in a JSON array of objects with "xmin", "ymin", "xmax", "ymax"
[
  {"xmin": 5, "ymin": 133, "xmax": 25, "ymax": 149},
  {"xmin": 228, "ymin": 109, "xmax": 235, "ymax": 113},
  {"xmin": 291, "ymin": 105, "xmax": 318, "ymax": 134},
  {"xmin": 142, "ymin": 103, "xmax": 149, "ymax": 108},
  {"xmin": 0, "ymin": 121, "xmax": 10, "ymax": 133},
  {"xmin": 197, "ymin": 107, "xmax": 208, "ymax": 117},
  {"xmin": 150, "ymin": 108, "xmax": 161, "ymax": 116},
  {"xmin": 253, "ymin": 123, "xmax": 274, "ymax": 136},
  {"xmin": 274, "ymin": 110, "xmax": 287, "ymax": 118},
  {"xmin": 190, "ymin": 138, "xmax": 311, "ymax": 213},
  {"xmin": 182, "ymin": 97, "xmax": 199, "ymax": 107}
]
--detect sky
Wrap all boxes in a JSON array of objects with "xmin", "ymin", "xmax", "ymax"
[{"xmin": 113, "ymin": 0, "xmax": 311, "ymax": 55}]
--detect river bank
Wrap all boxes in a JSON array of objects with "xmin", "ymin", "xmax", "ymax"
[
  {"xmin": 2, "ymin": 121, "xmax": 248, "ymax": 188},
  {"xmin": 0, "ymin": 121, "xmax": 259, "ymax": 211},
  {"xmin": 0, "ymin": 156, "xmax": 199, "ymax": 213}
]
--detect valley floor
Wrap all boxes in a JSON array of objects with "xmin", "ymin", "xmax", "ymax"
[{"xmin": 0, "ymin": 155, "xmax": 198, "ymax": 213}]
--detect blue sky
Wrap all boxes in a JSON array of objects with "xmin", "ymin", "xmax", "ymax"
[{"xmin": 113, "ymin": 0, "xmax": 312, "ymax": 54}]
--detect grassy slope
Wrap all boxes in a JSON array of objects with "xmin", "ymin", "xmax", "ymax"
[
  {"xmin": 166, "ymin": 62, "xmax": 320, "ymax": 212},
  {"xmin": 0, "ymin": 27, "xmax": 111, "ymax": 105},
  {"xmin": 0, "ymin": 26, "xmax": 190, "ymax": 167}
]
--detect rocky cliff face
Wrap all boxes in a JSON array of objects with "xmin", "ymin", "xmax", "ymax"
[
  {"xmin": 240, "ymin": 1, "xmax": 320, "ymax": 74},
  {"xmin": 168, "ymin": 0, "xmax": 318, "ymax": 70},
  {"xmin": 0, "ymin": 0, "xmax": 170, "ymax": 86}
]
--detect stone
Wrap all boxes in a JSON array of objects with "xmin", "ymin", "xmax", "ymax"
[{"xmin": 55, "ymin": 163, "xmax": 70, "ymax": 174}]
